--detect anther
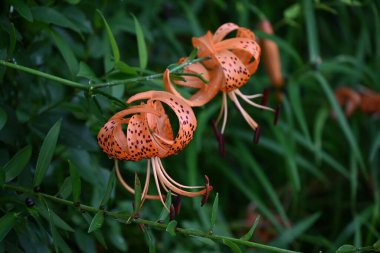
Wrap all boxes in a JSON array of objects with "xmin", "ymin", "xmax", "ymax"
[
  {"xmin": 253, "ymin": 126, "xmax": 261, "ymax": 144},
  {"xmin": 261, "ymin": 88, "xmax": 270, "ymax": 107},
  {"xmin": 274, "ymin": 104, "xmax": 281, "ymax": 125}
]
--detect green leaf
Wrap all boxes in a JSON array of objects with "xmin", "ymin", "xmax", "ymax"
[
  {"xmin": 303, "ymin": 0, "xmax": 320, "ymax": 64},
  {"xmin": 157, "ymin": 191, "xmax": 172, "ymax": 221},
  {"xmin": 8, "ymin": 23, "xmax": 16, "ymax": 57},
  {"xmin": 10, "ymin": 0, "xmax": 33, "ymax": 22},
  {"xmin": 374, "ymin": 238, "xmax": 380, "ymax": 249},
  {"xmin": 114, "ymin": 61, "xmax": 137, "ymax": 75},
  {"xmin": 77, "ymin": 62, "xmax": 100, "ymax": 81},
  {"xmin": 49, "ymin": 28, "xmax": 79, "ymax": 77},
  {"xmin": 100, "ymin": 168, "xmax": 116, "ymax": 207},
  {"xmin": 57, "ymin": 177, "xmax": 72, "ymax": 199},
  {"xmin": 82, "ymin": 213, "xmax": 107, "ymax": 249},
  {"xmin": 133, "ymin": 172, "xmax": 142, "ymax": 214},
  {"xmin": 0, "ymin": 212, "xmax": 18, "ymax": 241},
  {"xmin": 4, "ymin": 145, "xmax": 32, "ymax": 182},
  {"xmin": 97, "ymin": 10, "xmax": 120, "ymax": 63},
  {"xmin": 166, "ymin": 220, "xmax": 177, "ymax": 236},
  {"xmin": 222, "ymin": 239, "xmax": 242, "ymax": 253},
  {"xmin": 240, "ymin": 215, "xmax": 261, "ymax": 241},
  {"xmin": 336, "ymin": 244, "xmax": 357, "ymax": 253},
  {"xmin": 142, "ymin": 226, "xmax": 156, "ymax": 253},
  {"xmin": 131, "ymin": 14, "xmax": 148, "ymax": 69},
  {"xmin": 38, "ymin": 205, "xmax": 74, "ymax": 232},
  {"xmin": 65, "ymin": 0, "xmax": 81, "ymax": 4},
  {"xmin": 0, "ymin": 107, "xmax": 7, "ymax": 131},
  {"xmin": 210, "ymin": 193, "xmax": 219, "ymax": 230},
  {"xmin": 69, "ymin": 160, "xmax": 81, "ymax": 203},
  {"xmin": 0, "ymin": 170, "xmax": 4, "ymax": 186},
  {"xmin": 33, "ymin": 119, "xmax": 62, "ymax": 187},
  {"xmin": 88, "ymin": 211, "xmax": 105, "ymax": 233},
  {"xmin": 31, "ymin": 6, "xmax": 81, "ymax": 35}
]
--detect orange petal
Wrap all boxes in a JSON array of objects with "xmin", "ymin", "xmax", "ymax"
[
  {"xmin": 126, "ymin": 114, "xmax": 159, "ymax": 161},
  {"xmin": 215, "ymin": 38, "xmax": 261, "ymax": 63},
  {"xmin": 212, "ymin": 23, "xmax": 240, "ymax": 43},
  {"xmin": 127, "ymin": 91, "xmax": 197, "ymax": 157},
  {"xmin": 215, "ymin": 50, "xmax": 251, "ymax": 92}
]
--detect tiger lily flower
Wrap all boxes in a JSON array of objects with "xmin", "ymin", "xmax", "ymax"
[
  {"xmin": 97, "ymin": 91, "xmax": 212, "ymax": 210},
  {"xmin": 163, "ymin": 57, "xmax": 223, "ymax": 107},
  {"xmin": 192, "ymin": 23, "xmax": 276, "ymax": 142}
]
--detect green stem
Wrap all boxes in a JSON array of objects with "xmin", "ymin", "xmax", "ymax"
[
  {"xmin": 0, "ymin": 60, "xmax": 88, "ymax": 90},
  {"xmin": 2, "ymin": 183, "xmax": 300, "ymax": 253}
]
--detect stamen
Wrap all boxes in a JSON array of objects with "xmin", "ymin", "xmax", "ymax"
[
  {"xmin": 235, "ymin": 89, "xmax": 275, "ymax": 112},
  {"xmin": 151, "ymin": 158, "xmax": 169, "ymax": 211},
  {"xmin": 211, "ymin": 119, "xmax": 221, "ymax": 139},
  {"xmin": 220, "ymin": 93, "xmax": 228, "ymax": 134},
  {"xmin": 254, "ymin": 126, "xmax": 261, "ymax": 144},
  {"xmin": 274, "ymin": 104, "xmax": 281, "ymax": 125},
  {"xmin": 228, "ymin": 92, "xmax": 258, "ymax": 130}
]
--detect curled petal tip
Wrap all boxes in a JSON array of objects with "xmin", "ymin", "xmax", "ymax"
[
  {"xmin": 254, "ymin": 126, "xmax": 261, "ymax": 144},
  {"xmin": 274, "ymin": 104, "xmax": 282, "ymax": 125},
  {"xmin": 201, "ymin": 175, "xmax": 212, "ymax": 206}
]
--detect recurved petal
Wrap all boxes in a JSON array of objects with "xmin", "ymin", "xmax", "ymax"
[
  {"xmin": 126, "ymin": 114, "xmax": 159, "ymax": 161},
  {"xmin": 215, "ymin": 50, "xmax": 251, "ymax": 92},
  {"xmin": 127, "ymin": 91, "xmax": 197, "ymax": 157},
  {"xmin": 215, "ymin": 38, "xmax": 261, "ymax": 62},
  {"xmin": 212, "ymin": 23, "xmax": 240, "ymax": 43}
]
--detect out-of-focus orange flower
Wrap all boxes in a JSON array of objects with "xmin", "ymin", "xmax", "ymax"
[
  {"xmin": 97, "ymin": 91, "xmax": 212, "ymax": 209},
  {"xmin": 335, "ymin": 86, "xmax": 380, "ymax": 116}
]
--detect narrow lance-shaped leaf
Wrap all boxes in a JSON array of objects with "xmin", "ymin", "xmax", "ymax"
[
  {"xmin": 4, "ymin": 145, "xmax": 32, "ymax": 182},
  {"xmin": 157, "ymin": 191, "xmax": 172, "ymax": 221},
  {"xmin": 132, "ymin": 14, "xmax": 148, "ymax": 69},
  {"xmin": 69, "ymin": 160, "xmax": 81, "ymax": 203},
  {"xmin": 222, "ymin": 239, "xmax": 242, "ymax": 253},
  {"xmin": 210, "ymin": 192, "xmax": 219, "ymax": 231},
  {"xmin": 0, "ymin": 107, "xmax": 7, "ymax": 131},
  {"xmin": 82, "ymin": 213, "xmax": 107, "ymax": 249},
  {"xmin": 133, "ymin": 172, "xmax": 142, "ymax": 214},
  {"xmin": 33, "ymin": 119, "xmax": 62, "ymax": 187},
  {"xmin": 37, "ymin": 205, "xmax": 74, "ymax": 232},
  {"xmin": 49, "ymin": 28, "xmax": 79, "ymax": 77},
  {"xmin": 100, "ymin": 168, "xmax": 116, "ymax": 207},
  {"xmin": 143, "ymin": 226, "xmax": 156, "ymax": 253},
  {"xmin": 97, "ymin": 10, "xmax": 120, "ymax": 63},
  {"xmin": 0, "ymin": 212, "xmax": 18, "ymax": 241},
  {"xmin": 240, "ymin": 215, "xmax": 261, "ymax": 241},
  {"xmin": 336, "ymin": 245, "xmax": 357, "ymax": 253},
  {"xmin": 166, "ymin": 220, "xmax": 177, "ymax": 237},
  {"xmin": 88, "ymin": 211, "xmax": 105, "ymax": 233},
  {"xmin": 9, "ymin": 0, "xmax": 33, "ymax": 22}
]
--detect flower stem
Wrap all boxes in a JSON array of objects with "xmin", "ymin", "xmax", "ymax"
[{"xmin": 2, "ymin": 183, "xmax": 300, "ymax": 253}]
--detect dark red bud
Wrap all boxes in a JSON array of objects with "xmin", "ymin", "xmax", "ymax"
[
  {"xmin": 173, "ymin": 195, "xmax": 182, "ymax": 215},
  {"xmin": 169, "ymin": 204, "xmax": 175, "ymax": 221},
  {"xmin": 218, "ymin": 134, "xmax": 225, "ymax": 157}
]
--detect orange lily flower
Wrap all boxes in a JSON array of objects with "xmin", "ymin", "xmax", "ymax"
[
  {"xmin": 335, "ymin": 86, "xmax": 380, "ymax": 116},
  {"xmin": 192, "ymin": 23, "xmax": 275, "ymax": 142},
  {"xmin": 97, "ymin": 91, "xmax": 212, "ymax": 210},
  {"xmin": 163, "ymin": 57, "xmax": 223, "ymax": 107}
]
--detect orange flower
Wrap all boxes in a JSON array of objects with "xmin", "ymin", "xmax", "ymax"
[
  {"xmin": 97, "ymin": 91, "xmax": 212, "ymax": 209},
  {"xmin": 191, "ymin": 23, "xmax": 276, "ymax": 142}
]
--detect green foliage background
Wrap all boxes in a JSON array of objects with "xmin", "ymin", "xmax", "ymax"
[{"xmin": 0, "ymin": 0, "xmax": 379, "ymax": 252}]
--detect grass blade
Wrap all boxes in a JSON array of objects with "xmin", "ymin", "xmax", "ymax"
[
  {"xmin": 4, "ymin": 145, "xmax": 32, "ymax": 182},
  {"xmin": 131, "ymin": 14, "xmax": 148, "ymax": 69},
  {"xmin": 303, "ymin": 0, "xmax": 320, "ymax": 65},
  {"xmin": 33, "ymin": 119, "xmax": 62, "ymax": 187}
]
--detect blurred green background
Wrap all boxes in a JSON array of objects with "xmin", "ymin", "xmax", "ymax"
[{"xmin": 1, "ymin": 0, "xmax": 379, "ymax": 252}]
